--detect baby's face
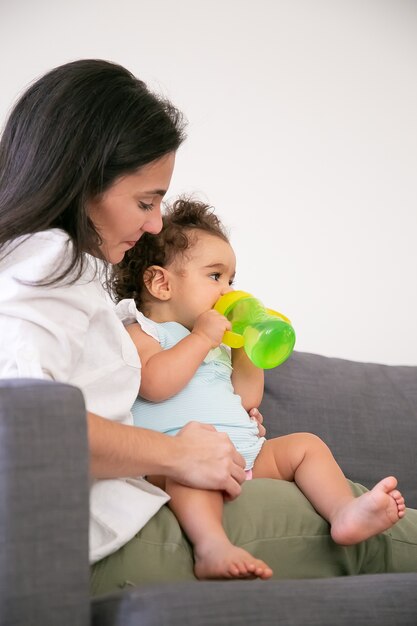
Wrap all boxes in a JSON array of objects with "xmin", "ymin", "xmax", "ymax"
[{"xmin": 168, "ymin": 231, "xmax": 236, "ymax": 330}]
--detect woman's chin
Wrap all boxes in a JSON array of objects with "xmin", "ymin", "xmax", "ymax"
[{"xmin": 107, "ymin": 246, "xmax": 130, "ymax": 264}]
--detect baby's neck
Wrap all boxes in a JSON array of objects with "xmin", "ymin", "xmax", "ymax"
[
  {"xmin": 143, "ymin": 302, "xmax": 192, "ymax": 332},
  {"xmin": 143, "ymin": 301, "xmax": 177, "ymax": 325}
]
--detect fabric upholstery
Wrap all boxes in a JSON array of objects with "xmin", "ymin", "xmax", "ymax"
[
  {"xmin": 91, "ymin": 478, "xmax": 417, "ymax": 595},
  {"xmin": 262, "ymin": 352, "xmax": 417, "ymax": 507},
  {"xmin": 92, "ymin": 573, "xmax": 417, "ymax": 626},
  {"xmin": 2, "ymin": 351, "xmax": 417, "ymax": 625},
  {"xmin": 0, "ymin": 379, "xmax": 90, "ymax": 626}
]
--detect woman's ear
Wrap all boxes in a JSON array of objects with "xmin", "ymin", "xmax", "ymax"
[{"xmin": 143, "ymin": 266, "xmax": 171, "ymax": 301}]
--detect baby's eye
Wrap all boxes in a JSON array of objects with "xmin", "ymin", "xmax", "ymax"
[
  {"xmin": 209, "ymin": 273, "xmax": 221, "ymax": 281},
  {"xmin": 138, "ymin": 201, "xmax": 154, "ymax": 211},
  {"xmin": 228, "ymin": 278, "xmax": 235, "ymax": 286}
]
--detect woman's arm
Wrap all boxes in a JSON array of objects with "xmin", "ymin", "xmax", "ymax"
[
  {"xmin": 127, "ymin": 309, "xmax": 231, "ymax": 401},
  {"xmin": 231, "ymin": 347, "xmax": 264, "ymax": 411},
  {"xmin": 87, "ymin": 411, "xmax": 246, "ymax": 499}
]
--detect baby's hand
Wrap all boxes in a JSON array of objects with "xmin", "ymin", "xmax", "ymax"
[
  {"xmin": 192, "ymin": 310, "xmax": 231, "ymax": 349},
  {"xmin": 249, "ymin": 408, "xmax": 266, "ymax": 438}
]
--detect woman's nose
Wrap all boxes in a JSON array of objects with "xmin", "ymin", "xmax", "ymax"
[{"xmin": 143, "ymin": 209, "xmax": 163, "ymax": 235}]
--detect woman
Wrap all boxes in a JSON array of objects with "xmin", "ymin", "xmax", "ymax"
[
  {"xmin": 0, "ymin": 58, "xmax": 246, "ymax": 560},
  {"xmin": 0, "ymin": 59, "xmax": 416, "ymax": 594}
]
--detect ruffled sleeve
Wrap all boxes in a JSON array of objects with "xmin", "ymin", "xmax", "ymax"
[{"xmin": 115, "ymin": 298, "xmax": 160, "ymax": 343}]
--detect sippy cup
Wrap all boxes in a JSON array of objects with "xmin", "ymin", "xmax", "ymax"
[{"xmin": 214, "ymin": 290, "xmax": 296, "ymax": 369}]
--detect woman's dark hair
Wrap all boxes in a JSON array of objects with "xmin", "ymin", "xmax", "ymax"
[
  {"xmin": 112, "ymin": 196, "xmax": 229, "ymax": 311},
  {"xmin": 0, "ymin": 59, "xmax": 186, "ymax": 283}
]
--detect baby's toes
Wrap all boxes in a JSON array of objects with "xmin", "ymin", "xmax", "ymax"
[
  {"xmin": 228, "ymin": 562, "xmax": 241, "ymax": 577},
  {"xmin": 252, "ymin": 560, "xmax": 273, "ymax": 578},
  {"xmin": 392, "ymin": 490, "xmax": 405, "ymax": 505},
  {"xmin": 390, "ymin": 488, "xmax": 402, "ymax": 501},
  {"xmin": 243, "ymin": 559, "xmax": 270, "ymax": 579},
  {"xmin": 397, "ymin": 502, "xmax": 406, "ymax": 517},
  {"xmin": 236, "ymin": 561, "xmax": 254, "ymax": 577},
  {"xmin": 389, "ymin": 489, "xmax": 406, "ymax": 518},
  {"xmin": 257, "ymin": 565, "xmax": 273, "ymax": 580}
]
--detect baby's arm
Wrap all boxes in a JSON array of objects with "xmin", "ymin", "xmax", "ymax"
[
  {"xmin": 127, "ymin": 310, "xmax": 231, "ymax": 402},
  {"xmin": 231, "ymin": 348, "xmax": 264, "ymax": 411}
]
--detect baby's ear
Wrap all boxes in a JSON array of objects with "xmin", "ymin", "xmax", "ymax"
[{"xmin": 143, "ymin": 265, "xmax": 171, "ymax": 301}]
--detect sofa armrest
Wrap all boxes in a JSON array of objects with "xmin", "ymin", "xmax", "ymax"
[{"xmin": 0, "ymin": 379, "xmax": 90, "ymax": 626}]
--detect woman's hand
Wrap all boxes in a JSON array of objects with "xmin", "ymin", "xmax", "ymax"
[
  {"xmin": 170, "ymin": 421, "xmax": 246, "ymax": 500},
  {"xmin": 249, "ymin": 408, "xmax": 266, "ymax": 438}
]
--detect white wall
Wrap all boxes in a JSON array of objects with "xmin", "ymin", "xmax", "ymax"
[{"xmin": 1, "ymin": 0, "xmax": 416, "ymax": 364}]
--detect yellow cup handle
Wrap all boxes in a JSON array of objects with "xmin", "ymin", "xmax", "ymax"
[
  {"xmin": 266, "ymin": 308, "xmax": 292, "ymax": 325},
  {"xmin": 222, "ymin": 330, "xmax": 245, "ymax": 348}
]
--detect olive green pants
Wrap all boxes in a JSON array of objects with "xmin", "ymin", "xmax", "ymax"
[{"xmin": 91, "ymin": 479, "xmax": 417, "ymax": 596}]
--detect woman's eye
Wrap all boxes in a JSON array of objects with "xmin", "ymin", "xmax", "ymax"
[{"xmin": 139, "ymin": 201, "xmax": 154, "ymax": 211}]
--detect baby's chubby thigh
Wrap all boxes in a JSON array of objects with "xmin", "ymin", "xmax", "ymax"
[{"xmin": 252, "ymin": 433, "xmax": 318, "ymax": 482}]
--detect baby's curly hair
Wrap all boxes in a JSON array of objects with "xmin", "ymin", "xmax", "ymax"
[{"xmin": 111, "ymin": 196, "xmax": 229, "ymax": 310}]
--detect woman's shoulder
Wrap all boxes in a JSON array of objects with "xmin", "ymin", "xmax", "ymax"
[
  {"xmin": 1, "ymin": 228, "xmax": 71, "ymax": 268},
  {"xmin": 0, "ymin": 228, "xmax": 91, "ymax": 274},
  {"xmin": 7, "ymin": 227, "xmax": 70, "ymax": 248},
  {"xmin": 1, "ymin": 228, "xmax": 98, "ymax": 285}
]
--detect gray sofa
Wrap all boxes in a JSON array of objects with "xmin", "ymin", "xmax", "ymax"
[{"xmin": 1, "ymin": 351, "xmax": 416, "ymax": 626}]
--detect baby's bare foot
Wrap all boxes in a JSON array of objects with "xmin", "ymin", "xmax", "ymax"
[
  {"xmin": 194, "ymin": 541, "xmax": 273, "ymax": 580},
  {"xmin": 331, "ymin": 476, "xmax": 406, "ymax": 545}
]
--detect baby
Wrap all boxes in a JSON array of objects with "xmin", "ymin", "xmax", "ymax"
[{"xmin": 113, "ymin": 197, "xmax": 406, "ymax": 580}]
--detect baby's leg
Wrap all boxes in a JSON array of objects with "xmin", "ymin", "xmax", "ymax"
[
  {"xmin": 149, "ymin": 476, "xmax": 272, "ymax": 580},
  {"xmin": 252, "ymin": 434, "xmax": 406, "ymax": 545}
]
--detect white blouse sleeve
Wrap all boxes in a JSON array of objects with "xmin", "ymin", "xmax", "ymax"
[{"xmin": 0, "ymin": 230, "xmax": 96, "ymax": 381}]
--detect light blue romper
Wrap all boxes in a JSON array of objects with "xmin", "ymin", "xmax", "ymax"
[{"xmin": 131, "ymin": 314, "xmax": 265, "ymax": 470}]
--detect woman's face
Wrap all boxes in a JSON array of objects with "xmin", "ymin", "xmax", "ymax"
[{"xmin": 88, "ymin": 152, "xmax": 175, "ymax": 263}]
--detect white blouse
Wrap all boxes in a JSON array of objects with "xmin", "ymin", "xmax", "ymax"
[{"xmin": 0, "ymin": 229, "xmax": 169, "ymax": 563}]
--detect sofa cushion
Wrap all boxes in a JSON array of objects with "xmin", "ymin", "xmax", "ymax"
[
  {"xmin": 261, "ymin": 351, "xmax": 417, "ymax": 508},
  {"xmin": 91, "ymin": 477, "xmax": 417, "ymax": 594},
  {"xmin": 92, "ymin": 573, "xmax": 417, "ymax": 626}
]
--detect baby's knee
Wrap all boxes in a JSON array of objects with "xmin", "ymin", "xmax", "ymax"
[{"xmin": 291, "ymin": 432, "xmax": 330, "ymax": 453}]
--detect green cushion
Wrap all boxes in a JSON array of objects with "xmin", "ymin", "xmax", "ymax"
[{"xmin": 91, "ymin": 479, "xmax": 417, "ymax": 595}]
